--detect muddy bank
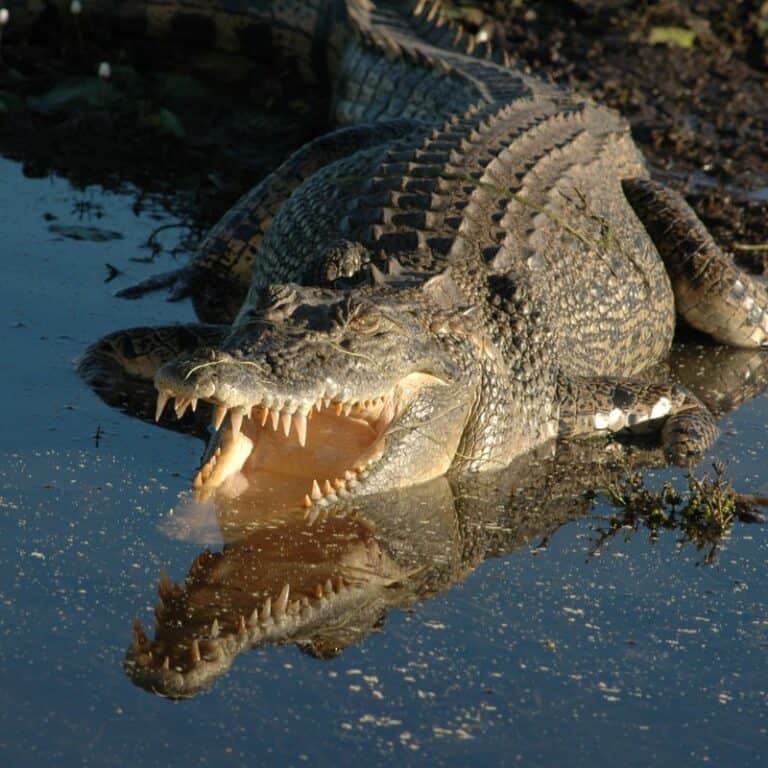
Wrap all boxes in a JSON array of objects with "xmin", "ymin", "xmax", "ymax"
[{"xmin": 0, "ymin": 0, "xmax": 766, "ymax": 264}]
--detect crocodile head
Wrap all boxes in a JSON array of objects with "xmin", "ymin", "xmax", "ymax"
[{"xmin": 153, "ymin": 268, "xmax": 484, "ymax": 511}]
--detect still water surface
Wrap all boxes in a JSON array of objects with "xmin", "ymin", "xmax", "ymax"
[{"xmin": 0, "ymin": 156, "xmax": 766, "ymax": 766}]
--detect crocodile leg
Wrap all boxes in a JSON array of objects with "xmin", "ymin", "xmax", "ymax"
[
  {"xmin": 78, "ymin": 324, "xmax": 228, "ymax": 426},
  {"xmin": 117, "ymin": 119, "xmax": 423, "ymax": 324},
  {"xmin": 622, "ymin": 177, "xmax": 768, "ymax": 348},
  {"xmin": 556, "ymin": 374, "xmax": 719, "ymax": 465}
]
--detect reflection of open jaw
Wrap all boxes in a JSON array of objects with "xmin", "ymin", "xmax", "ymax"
[{"xmin": 129, "ymin": 509, "xmax": 408, "ymax": 698}]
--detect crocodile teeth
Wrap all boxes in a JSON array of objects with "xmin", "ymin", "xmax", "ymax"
[
  {"xmin": 230, "ymin": 408, "xmax": 244, "ymax": 438},
  {"xmin": 323, "ymin": 479, "xmax": 334, "ymax": 495},
  {"xmin": 343, "ymin": 403, "xmax": 353, "ymax": 416},
  {"xmin": 162, "ymin": 656, "xmax": 170, "ymax": 670},
  {"xmin": 155, "ymin": 391, "xmax": 171, "ymax": 422},
  {"xmin": 174, "ymin": 397, "xmax": 191, "ymax": 419},
  {"xmin": 281, "ymin": 410, "xmax": 292, "ymax": 437},
  {"xmin": 190, "ymin": 638, "xmax": 202, "ymax": 663},
  {"xmin": 190, "ymin": 398, "xmax": 198, "ymax": 413},
  {"xmin": 274, "ymin": 583, "xmax": 290, "ymax": 618},
  {"xmin": 311, "ymin": 479, "xmax": 323, "ymax": 500},
  {"xmin": 302, "ymin": 494, "xmax": 312, "ymax": 508},
  {"xmin": 270, "ymin": 408, "xmax": 280, "ymax": 431},
  {"xmin": 261, "ymin": 596, "xmax": 272, "ymax": 620},
  {"xmin": 248, "ymin": 608, "xmax": 259, "ymax": 627},
  {"xmin": 294, "ymin": 413, "xmax": 308, "ymax": 447},
  {"xmin": 334, "ymin": 402, "xmax": 344, "ymax": 416},
  {"xmin": 260, "ymin": 407, "xmax": 269, "ymax": 427},
  {"xmin": 324, "ymin": 579, "xmax": 334, "ymax": 596},
  {"xmin": 210, "ymin": 618, "xmax": 220, "ymax": 638},
  {"xmin": 237, "ymin": 615, "xmax": 247, "ymax": 635},
  {"xmin": 213, "ymin": 405, "xmax": 228, "ymax": 431}
]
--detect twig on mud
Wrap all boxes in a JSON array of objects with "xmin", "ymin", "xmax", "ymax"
[{"xmin": 733, "ymin": 242, "xmax": 768, "ymax": 252}]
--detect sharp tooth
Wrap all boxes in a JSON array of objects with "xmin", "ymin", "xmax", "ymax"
[
  {"xmin": 274, "ymin": 584, "xmax": 290, "ymax": 617},
  {"xmin": 260, "ymin": 407, "xmax": 269, "ymax": 427},
  {"xmin": 334, "ymin": 402, "xmax": 344, "ymax": 416},
  {"xmin": 324, "ymin": 579, "xmax": 333, "ymax": 596},
  {"xmin": 210, "ymin": 618, "xmax": 220, "ymax": 638},
  {"xmin": 213, "ymin": 405, "xmax": 228, "ymax": 431},
  {"xmin": 230, "ymin": 409, "xmax": 244, "ymax": 438},
  {"xmin": 332, "ymin": 478, "xmax": 346, "ymax": 490},
  {"xmin": 311, "ymin": 479, "xmax": 322, "ymax": 500},
  {"xmin": 238, "ymin": 615, "xmax": 247, "ymax": 634},
  {"xmin": 190, "ymin": 398, "xmax": 198, "ymax": 412},
  {"xmin": 158, "ymin": 569, "xmax": 173, "ymax": 600},
  {"xmin": 174, "ymin": 398, "xmax": 190, "ymax": 419},
  {"xmin": 270, "ymin": 408, "xmax": 280, "ymax": 431},
  {"xmin": 248, "ymin": 608, "xmax": 259, "ymax": 627},
  {"xmin": 295, "ymin": 413, "xmax": 307, "ymax": 447},
  {"xmin": 323, "ymin": 398, "xmax": 331, "ymax": 409},
  {"xmin": 162, "ymin": 656, "xmax": 170, "ymax": 670},
  {"xmin": 190, "ymin": 638, "xmax": 201, "ymax": 663},
  {"xmin": 343, "ymin": 403, "xmax": 352, "ymax": 416},
  {"xmin": 344, "ymin": 469, "xmax": 357, "ymax": 480},
  {"xmin": 323, "ymin": 479, "xmax": 334, "ymax": 495},
  {"xmin": 303, "ymin": 494, "xmax": 312, "ymax": 508},
  {"xmin": 155, "ymin": 391, "xmax": 171, "ymax": 422},
  {"xmin": 133, "ymin": 617, "xmax": 149, "ymax": 646},
  {"xmin": 193, "ymin": 471, "xmax": 203, "ymax": 488},
  {"xmin": 262, "ymin": 596, "xmax": 272, "ymax": 620},
  {"xmin": 281, "ymin": 410, "xmax": 292, "ymax": 437}
]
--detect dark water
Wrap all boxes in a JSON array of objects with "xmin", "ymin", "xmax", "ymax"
[{"xmin": 1, "ymin": 155, "xmax": 767, "ymax": 767}]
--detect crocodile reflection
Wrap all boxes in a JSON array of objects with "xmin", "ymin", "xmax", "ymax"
[{"xmin": 118, "ymin": 341, "xmax": 768, "ymax": 698}]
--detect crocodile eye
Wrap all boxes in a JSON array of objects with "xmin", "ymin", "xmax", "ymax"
[{"xmin": 348, "ymin": 309, "xmax": 381, "ymax": 334}]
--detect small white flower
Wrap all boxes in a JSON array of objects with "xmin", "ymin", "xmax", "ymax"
[
  {"xmin": 0, "ymin": 8, "xmax": 10, "ymax": 26},
  {"xmin": 97, "ymin": 61, "xmax": 111, "ymax": 80},
  {"xmin": 70, "ymin": 0, "xmax": 82, "ymax": 16}
]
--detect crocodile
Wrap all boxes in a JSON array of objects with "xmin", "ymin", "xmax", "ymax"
[
  {"xmin": 129, "ymin": 345, "xmax": 768, "ymax": 698},
  {"xmin": 67, "ymin": 0, "xmax": 768, "ymax": 520}
]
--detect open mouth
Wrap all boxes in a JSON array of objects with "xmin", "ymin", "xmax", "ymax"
[{"xmin": 154, "ymin": 372, "xmax": 443, "ymax": 511}]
